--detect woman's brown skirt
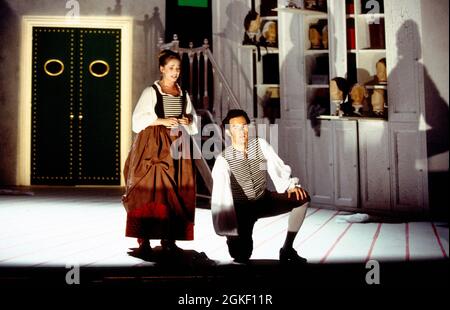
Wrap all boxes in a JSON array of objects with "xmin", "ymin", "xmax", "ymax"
[{"xmin": 122, "ymin": 125, "xmax": 195, "ymax": 240}]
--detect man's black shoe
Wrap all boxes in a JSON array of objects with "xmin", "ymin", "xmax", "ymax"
[{"xmin": 279, "ymin": 247, "xmax": 307, "ymax": 264}]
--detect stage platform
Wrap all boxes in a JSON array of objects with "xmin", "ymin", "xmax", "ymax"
[{"xmin": 0, "ymin": 187, "xmax": 448, "ymax": 293}]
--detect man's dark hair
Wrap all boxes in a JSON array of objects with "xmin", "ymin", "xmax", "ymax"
[{"xmin": 222, "ymin": 109, "xmax": 251, "ymax": 126}]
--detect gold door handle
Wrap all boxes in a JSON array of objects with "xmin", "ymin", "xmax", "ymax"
[
  {"xmin": 78, "ymin": 114, "xmax": 83, "ymax": 120},
  {"xmin": 70, "ymin": 113, "xmax": 74, "ymax": 120}
]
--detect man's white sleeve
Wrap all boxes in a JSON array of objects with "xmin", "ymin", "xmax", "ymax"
[
  {"xmin": 211, "ymin": 155, "xmax": 238, "ymax": 236},
  {"xmin": 259, "ymin": 138, "xmax": 300, "ymax": 193}
]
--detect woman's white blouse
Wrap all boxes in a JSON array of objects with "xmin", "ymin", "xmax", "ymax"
[{"xmin": 132, "ymin": 81, "xmax": 198, "ymax": 135}]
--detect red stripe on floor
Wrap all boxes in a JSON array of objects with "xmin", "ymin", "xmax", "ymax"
[
  {"xmin": 253, "ymin": 207, "xmax": 322, "ymax": 249},
  {"xmin": 405, "ymin": 223, "xmax": 410, "ymax": 261},
  {"xmin": 320, "ymin": 223, "xmax": 353, "ymax": 263},
  {"xmin": 431, "ymin": 223, "xmax": 448, "ymax": 258},
  {"xmin": 296, "ymin": 210, "xmax": 340, "ymax": 247},
  {"xmin": 366, "ymin": 223, "xmax": 382, "ymax": 262}
]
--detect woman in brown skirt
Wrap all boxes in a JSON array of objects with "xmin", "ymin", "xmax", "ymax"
[{"xmin": 122, "ymin": 50, "xmax": 198, "ymax": 254}]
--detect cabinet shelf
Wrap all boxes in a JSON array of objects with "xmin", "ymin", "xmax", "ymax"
[
  {"xmin": 357, "ymin": 49, "xmax": 386, "ymax": 53},
  {"xmin": 240, "ymin": 44, "xmax": 279, "ymax": 53},
  {"xmin": 305, "ymin": 49, "xmax": 329, "ymax": 55},
  {"xmin": 317, "ymin": 115, "xmax": 386, "ymax": 121},
  {"xmin": 365, "ymin": 84, "xmax": 387, "ymax": 90},
  {"xmin": 307, "ymin": 84, "xmax": 329, "ymax": 89},
  {"xmin": 255, "ymin": 84, "xmax": 279, "ymax": 88},
  {"xmin": 357, "ymin": 13, "xmax": 385, "ymax": 19},
  {"xmin": 273, "ymin": 7, "xmax": 327, "ymax": 17}
]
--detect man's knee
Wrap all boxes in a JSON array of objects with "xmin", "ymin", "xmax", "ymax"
[{"xmin": 226, "ymin": 236, "xmax": 253, "ymax": 262}]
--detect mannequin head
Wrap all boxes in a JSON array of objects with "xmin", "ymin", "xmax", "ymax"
[
  {"xmin": 322, "ymin": 25, "xmax": 328, "ymax": 49},
  {"xmin": 350, "ymin": 84, "xmax": 367, "ymax": 114},
  {"xmin": 309, "ymin": 24, "xmax": 322, "ymax": 49},
  {"xmin": 371, "ymin": 89, "xmax": 385, "ymax": 114},
  {"xmin": 262, "ymin": 21, "xmax": 277, "ymax": 44},
  {"xmin": 304, "ymin": 0, "xmax": 317, "ymax": 9},
  {"xmin": 330, "ymin": 80, "xmax": 342, "ymax": 101},
  {"xmin": 376, "ymin": 58, "xmax": 387, "ymax": 83},
  {"xmin": 244, "ymin": 10, "xmax": 261, "ymax": 33},
  {"xmin": 330, "ymin": 77, "xmax": 349, "ymax": 101},
  {"xmin": 350, "ymin": 84, "xmax": 367, "ymax": 104}
]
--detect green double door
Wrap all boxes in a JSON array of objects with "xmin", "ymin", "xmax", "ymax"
[{"xmin": 31, "ymin": 27, "xmax": 121, "ymax": 185}]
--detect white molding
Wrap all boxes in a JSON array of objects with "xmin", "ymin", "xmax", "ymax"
[{"xmin": 18, "ymin": 16, "xmax": 133, "ymax": 186}]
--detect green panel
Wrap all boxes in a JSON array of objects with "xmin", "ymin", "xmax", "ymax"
[
  {"xmin": 31, "ymin": 27, "xmax": 74, "ymax": 185},
  {"xmin": 78, "ymin": 29, "xmax": 120, "ymax": 185},
  {"xmin": 178, "ymin": 0, "xmax": 208, "ymax": 7}
]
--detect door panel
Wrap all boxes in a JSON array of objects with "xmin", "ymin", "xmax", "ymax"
[
  {"xmin": 31, "ymin": 27, "xmax": 121, "ymax": 185},
  {"xmin": 32, "ymin": 28, "xmax": 74, "ymax": 184},
  {"xmin": 358, "ymin": 120, "xmax": 391, "ymax": 210},
  {"xmin": 333, "ymin": 120, "xmax": 358, "ymax": 208},
  {"xmin": 389, "ymin": 122, "xmax": 426, "ymax": 211},
  {"xmin": 306, "ymin": 121, "xmax": 334, "ymax": 205},
  {"xmin": 78, "ymin": 29, "xmax": 121, "ymax": 185}
]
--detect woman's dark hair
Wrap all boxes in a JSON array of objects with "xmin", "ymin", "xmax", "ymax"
[
  {"xmin": 332, "ymin": 77, "xmax": 349, "ymax": 103},
  {"xmin": 158, "ymin": 49, "xmax": 181, "ymax": 67},
  {"xmin": 244, "ymin": 10, "xmax": 259, "ymax": 31},
  {"xmin": 222, "ymin": 109, "xmax": 251, "ymax": 126}
]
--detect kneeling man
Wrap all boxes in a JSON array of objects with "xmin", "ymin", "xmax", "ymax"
[{"xmin": 211, "ymin": 109, "xmax": 310, "ymax": 263}]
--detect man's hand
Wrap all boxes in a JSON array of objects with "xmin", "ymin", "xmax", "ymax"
[{"xmin": 287, "ymin": 187, "xmax": 308, "ymax": 201}]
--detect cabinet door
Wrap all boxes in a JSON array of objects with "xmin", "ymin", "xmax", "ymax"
[
  {"xmin": 358, "ymin": 120, "xmax": 391, "ymax": 210},
  {"xmin": 389, "ymin": 122, "xmax": 427, "ymax": 212},
  {"xmin": 332, "ymin": 120, "xmax": 358, "ymax": 207},
  {"xmin": 306, "ymin": 121, "xmax": 334, "ymax": 205},
  {"xmin": 279, "ymin": 120, "xmax": 307, "ymax": 186}
]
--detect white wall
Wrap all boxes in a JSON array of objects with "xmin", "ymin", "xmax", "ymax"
[
  {"xmin": 212, "ymin": 0, "xmax": 253, "ymax": 120},
  {"xmin": 420, "ymin": 0, "xmax": 449, "ymax": 172}
]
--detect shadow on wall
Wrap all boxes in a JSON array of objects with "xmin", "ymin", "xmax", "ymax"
[
  {"xmin": 391, "ymin": 19, "xmax": 449, "ymax": 219},
  {"xmin": 136, "ymin": 6, "xmax": 164, "ymax": 84},
  {"xmin": 106, "ymin": 0, "xmax": 122, "ymax": 15},
  {"xmin": 214, "ymin": 2, "xmax": 253, "ymax": 114},
  {"xmin": 0, "ymin": 0, "xmax": 19, "ymax": 185}
]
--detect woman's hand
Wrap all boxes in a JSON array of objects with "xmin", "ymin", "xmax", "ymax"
[
  {"xmin": 156, "ymin": 117, "xmax": 179, "ymax": 127},
  {"xmin": 178, "ymin": 114, "xmax": 193, "ymax": 125}
]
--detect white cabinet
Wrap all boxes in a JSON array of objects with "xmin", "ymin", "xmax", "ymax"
[
  {"xmin": 389, "ymin": 122, "xmax": 428, "ymax": 212},
  {"xmin": 333, "ymin": 120, "xmax": 359, "ymax": 207},
  {"xmin": 306, "ymin": 119, "xmax": 358, "ymax": 208},
  {"xmin": 358, "ymin": 120, "xmax": 391, "ymax": 210},
  {"xmin": 274, "ymin": 0, "xmax": 428, "ymax": 214},
  {"xmin": 279, "ymin": 119, "xmax": 307, "ymax": 185}
]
